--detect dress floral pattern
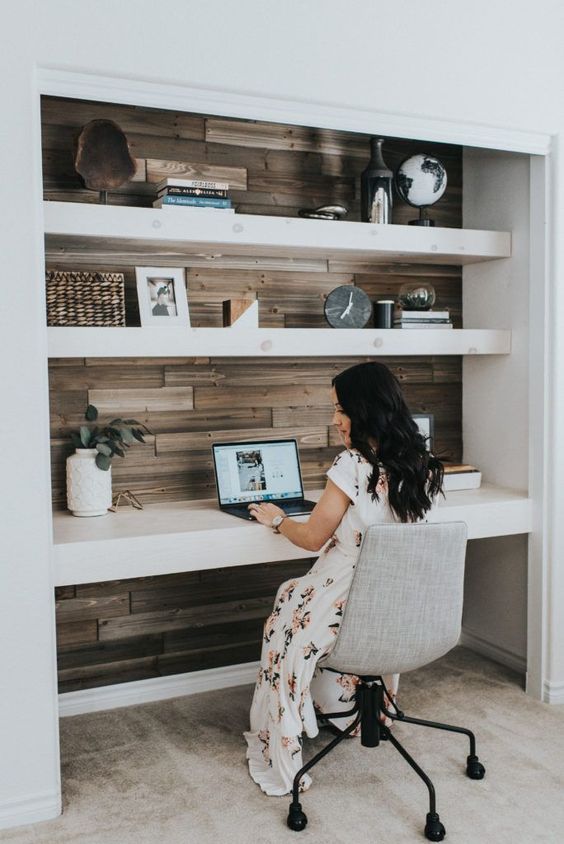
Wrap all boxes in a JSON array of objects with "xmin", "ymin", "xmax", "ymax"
[{"xmin": 244, "ymin": 448, "xmax": 435, "ymax": 796}]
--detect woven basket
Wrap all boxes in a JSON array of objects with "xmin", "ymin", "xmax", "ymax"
[{"xmin": 46, "ymin": 271, "xmax": 126, "ymax": 327}]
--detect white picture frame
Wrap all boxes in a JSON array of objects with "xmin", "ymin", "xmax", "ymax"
[
  {"xmin": 412, "ymin": 413, "xmax": 434, "ymax": 451},
  {"xmin": 135, "ymin": 267, "xmax": 190, "ymax": 327}
]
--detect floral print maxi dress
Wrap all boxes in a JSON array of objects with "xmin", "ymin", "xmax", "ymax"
[{"xmin": 244, "ymin": 448, "xmax": 432, "ymax": 796}]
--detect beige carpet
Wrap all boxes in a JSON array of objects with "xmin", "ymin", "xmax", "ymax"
[{"xmin": 2, "ymin": 648, "xmax": 564, "ymax": 844}]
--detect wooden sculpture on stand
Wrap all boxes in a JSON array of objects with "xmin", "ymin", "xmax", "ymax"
[{"xmin": 74, "ymin": 118, "xmax": 137, "ymax": 203}]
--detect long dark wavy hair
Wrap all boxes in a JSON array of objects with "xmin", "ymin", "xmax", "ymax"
[{"xmin": 332, "ymin": 362, "xmax": 444, "ymax": 522}]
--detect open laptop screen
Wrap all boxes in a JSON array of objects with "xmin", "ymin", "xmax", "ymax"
[{"xmin": 212, "ymin": 440, "xmax": 304, "ymax": 506}]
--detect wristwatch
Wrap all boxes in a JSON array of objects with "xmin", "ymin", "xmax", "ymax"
[{"xmin": 271, "ymin": 514, "xmax": 287, "ymax": 534}]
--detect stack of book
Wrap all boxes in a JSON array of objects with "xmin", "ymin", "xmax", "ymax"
[
  {"xmin": 153, "ymin": 178, "xmax": 234, "ymax": 213},
  {"xmin": 443, "ymin": 463, "xmax": 482, "ymax": 491},
  {"xmin": 394, "ymin": 309, "xmax": 453, "ymax": 329}
]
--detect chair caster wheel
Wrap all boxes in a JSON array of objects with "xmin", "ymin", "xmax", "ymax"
[
  {"xmin": 424, "ymin": 812, "xmax": 446, "ymax": 841},
  {"xmin": 466, "ymin": 754, "xmax": 486, "ymax": 779},
  {"xmin": 287, "ymin": 802, "xmax": 308, "ymax": 831}
]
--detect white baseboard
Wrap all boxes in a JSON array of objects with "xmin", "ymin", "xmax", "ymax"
[
  {"xmin": 459, "ymin": 628, "xmax": 527, "ymax": 675},
  {"xmin": 0, "ymin": 791, "xmax": 61, "ymax": 831},
  {"xmin": 59, "ymin": 660, "xmax": 260, "ymax": 717},
  {"xmin": 543, "ymin": 679, "xmax": 564, "ymax": 704}
]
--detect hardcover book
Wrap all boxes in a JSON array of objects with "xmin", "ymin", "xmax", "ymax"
[
  {"xmin": 158, "ymin": 186, "xmax": 229, "ymax": 199},
  {"xmin": 395, "ymin": 309, "xmax": 450, "ymax": 319},
  {"xmin": 393, "ymin": 317, "xmax": 452, "ymax": 324},
  {"xmin": 442, "ymin": 464, "xmax": 482, "ymax": 491},
  {"xmin": 393, "ymin": 322, "xmax": 453, "ymax": 329},
  {"xmin": 155, "ymin": 177, "xmax": 230, "ymax": 191},
  {"xmin": 152, "ymin": 198, "xmax": 235, "ymax": 213},
  {"xmin": 155, "ymin": 195, "xmax": 232, "ymax": 208}
]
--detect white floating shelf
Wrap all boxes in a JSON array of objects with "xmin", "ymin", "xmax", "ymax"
[
  {"xmin": 47, "ymin": 326, "xmax": 511, "ymax": 358},
  {"xmin": 52, "ymin": 484, "xmax": 532, "ymax": 587},
  {"xmin": 44, "ymin": 201, "xmax": 511, "ymax": 265}
]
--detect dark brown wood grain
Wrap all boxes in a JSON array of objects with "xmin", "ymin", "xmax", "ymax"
[
  {"xmin": 74, "ymin": 120, "xmax": 137, "ymax": 191},
  {"xmin": 44, "ymin": 95, "xmax": 463, "ymax": 692}
]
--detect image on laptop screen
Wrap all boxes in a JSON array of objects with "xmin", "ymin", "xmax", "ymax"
[{"xmin": 213, "ymin": 440, "xmax": 304, "ymax": 505}]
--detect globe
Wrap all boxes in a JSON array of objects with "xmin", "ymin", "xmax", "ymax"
[{"xmin": 395, "ymin": 154, "xmax": 447, "ymax": 209}]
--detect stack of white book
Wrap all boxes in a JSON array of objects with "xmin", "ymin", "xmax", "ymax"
[
  {"xmin": 394, "ymin": 309, "xmax": 453, "ymax": 329},
  {"xmin": 443, "ymin": 464, "xmax": 482, "ymax": 491}
]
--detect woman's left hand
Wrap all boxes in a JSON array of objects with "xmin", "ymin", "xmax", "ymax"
[{"xmin": 248, "ymin": 501, "xmax": 286, "ymax": 527}]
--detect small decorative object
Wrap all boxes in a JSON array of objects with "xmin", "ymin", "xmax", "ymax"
[
  {"xmin": 360, "ymin": 138, "xmax": 393, "ymax": 224},
  {"xmin": 66, "ymin": 405, "xmax": 151, "ymax": 517},
  {"xmin": 223, "ymin": 298, "xmax": 259, "ymax": 329},
  {"xmin": 298, "ymin": 204, "xmax": 348, "ymax": 220},
  {"xmin": 324, "ymin": 285, "xmax": 373, "ymax": 328},
  {"xmin": 412, "ymin": 413, "xmax": 435, "ymax": 451},
  {"xmin": 46, "ymin": 271, "xmax": 125, "ymax": 327},
  {"xmin": 374, "ymin": 300, "xmax": 395, "ymax": 329},
  {"xmin": 395, "ymin": 154, "xmax": 447, "ymax": 226},
  {"xmin": 398, "ymin": 282, "xmax": 436, "ymax": 310},
  {"xmin": 66, "ymin": 449, "xmax": 113, "ymax": 517},
  {"xmin": 135, "ymin": 267, "xmax": 190, "ymax": 327},
  {"xmin": 109, "ymin": 487, "xmax": 166, "ymax": 512},
  {"xmin": 74, "ymin": 119, "xmax": 137, "ymax": 203}
]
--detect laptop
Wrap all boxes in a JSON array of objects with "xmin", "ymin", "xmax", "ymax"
[{"xmin": 212, "ymin": 438, "xmax": 317, "ymax": 520}]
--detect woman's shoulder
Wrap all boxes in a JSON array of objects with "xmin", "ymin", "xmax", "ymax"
[
  {"xmin": 332, "ymin": 448, "xmax": 370, "ymax": 466},
  {"xmin": 327, "ymin": 450, "xmax": 364, "ymax": 501}
]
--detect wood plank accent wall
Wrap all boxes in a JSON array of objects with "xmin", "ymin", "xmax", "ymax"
[
  {"xmin": 44, "ymin": 96, "xmax": 463, "ymax": 692},
  {"xmin": 41, "ymin": 96, "xmax": 462, "ymax": 225},
  {"xmin": 49, "ymin": 355, "xmax": 462, "ymax": 508}
]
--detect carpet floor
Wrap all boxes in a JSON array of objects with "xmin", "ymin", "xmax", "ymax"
[{"xmin": 2, "ymin": 647, "xmax": 563, "ymax": 844}]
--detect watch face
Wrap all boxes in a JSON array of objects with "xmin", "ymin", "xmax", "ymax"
[{"xmin": 324, "ymin": 285, "xmax": 373, "ymax": 328}]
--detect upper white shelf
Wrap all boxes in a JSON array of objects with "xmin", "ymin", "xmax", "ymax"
[
  {"xmin": 47, "ymin": 326, "xmax": 511, "ymax": 358},
  {"xmin": 52, "ymin": 484, "xmax": 532, "ymax": 587},
  {"xmin": 43, "ymin": 201, "xmax": 511, "ymax": 265}
]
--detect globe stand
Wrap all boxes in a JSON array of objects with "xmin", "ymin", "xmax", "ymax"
[{"xmin": 408, "ymin": 206, "xmax": 435, "ymax": 227}]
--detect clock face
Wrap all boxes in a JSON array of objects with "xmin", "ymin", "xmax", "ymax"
[{"xmin": 324, "ymin": 285, "xmax": 373, "ymax": 328}]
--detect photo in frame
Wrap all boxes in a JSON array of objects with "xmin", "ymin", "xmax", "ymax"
[
  {"xmin": 412, "ymin": 413, "xmax": 434, "ymax": 451},
  {"xmin": 135, "ymin": 267, "xmax": 190, "ymax": 327}
]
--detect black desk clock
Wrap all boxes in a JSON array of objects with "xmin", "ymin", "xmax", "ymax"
[{"xmin": 324, "ymin": 285, "xmax": 373, "ymax": 328}]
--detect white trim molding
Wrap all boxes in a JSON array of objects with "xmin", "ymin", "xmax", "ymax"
[
  {"xmin": 36, "ymin": 67, "xmax": 552, "ymax": 156},
  {"xmin": 58, "ymin": 661, "xmax": 260, "ymax": 717},
  {"xmin": 460, "ymin": 629, "xmax": 527, "ymax": 676},
  {"xmin": 543, "ymin": 679, "xmax": 564, "ymax": 705},
  {"xmin": 0, "ymin": 791, "xmax": 61, "ymax": 832}
]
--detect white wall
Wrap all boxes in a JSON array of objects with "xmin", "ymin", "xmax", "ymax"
[
  {"xmin": 461, "ymin": 150, "xmax": 531, "ymax": 672},
  {"xmin": 1, "ymin": 0, "xmax": 563, "ymax": 829},
  {"xmin": 463, "ymin": 536, "xmax": 528, "ymax": 672}
]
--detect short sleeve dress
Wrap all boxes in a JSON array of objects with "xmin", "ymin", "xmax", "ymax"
[{"xmin": 244, "ymin": 448, "xmax": 437, "ymax": 796}]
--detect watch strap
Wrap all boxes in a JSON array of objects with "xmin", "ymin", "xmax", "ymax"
[{"xmin": 272, "ymin": 514, "xmax": 287, "ymax": 533}]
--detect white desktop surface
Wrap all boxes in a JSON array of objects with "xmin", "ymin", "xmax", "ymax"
[{"xmin": 52, "ymin": 484, "xmax": 532, "ymax": 587}]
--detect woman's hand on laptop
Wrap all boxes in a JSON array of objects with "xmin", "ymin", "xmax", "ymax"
[{"xmin": 247, "ymin": 501, "xmax": 285, "ymax": 526}]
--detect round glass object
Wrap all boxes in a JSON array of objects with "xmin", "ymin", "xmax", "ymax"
[
  {"xmin": 395, "ymin": 154, "xmax": 447, "ymax": 208},
  {"xmin": 398, "ymin": 282, "xmax": 436, "ymax": 311}
]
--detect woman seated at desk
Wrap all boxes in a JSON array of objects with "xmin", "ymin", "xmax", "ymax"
[{"xmin": 244, "ymin": 361, "xmax": 444, "ymax": 796}]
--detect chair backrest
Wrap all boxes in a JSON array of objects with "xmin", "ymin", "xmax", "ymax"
[{"xmin": 320, "ymin": 521, "xmax": 468, "ymax": 677}]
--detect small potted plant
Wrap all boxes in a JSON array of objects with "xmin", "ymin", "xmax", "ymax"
[{"xmin": 66, "ymin": 404, "xmax": 150, "ymax": 517}]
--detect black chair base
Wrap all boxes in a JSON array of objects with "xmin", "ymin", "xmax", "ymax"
[{"xmin": 287, "ymin": 676, "xmax": 485, "ymax": 841}]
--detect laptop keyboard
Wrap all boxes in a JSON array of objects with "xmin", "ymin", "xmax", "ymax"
[{"xmin": 225, "ymin": 499, "xmax": 315, "ymax": 518}]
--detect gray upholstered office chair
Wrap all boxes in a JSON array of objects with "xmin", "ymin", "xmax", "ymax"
[{"xmin": 287, "ymin": 521, "xmax": 485, "ymax": 842}]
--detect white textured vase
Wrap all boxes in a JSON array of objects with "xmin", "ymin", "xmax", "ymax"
[{"xmin": 66, "ymin": 448, "xmax": 112, "ymax": 517}]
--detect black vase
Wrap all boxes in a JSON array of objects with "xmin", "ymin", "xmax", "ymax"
[{"xmin": 360, "ymin": 137, "xmax": 393, "ymax": 224}]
